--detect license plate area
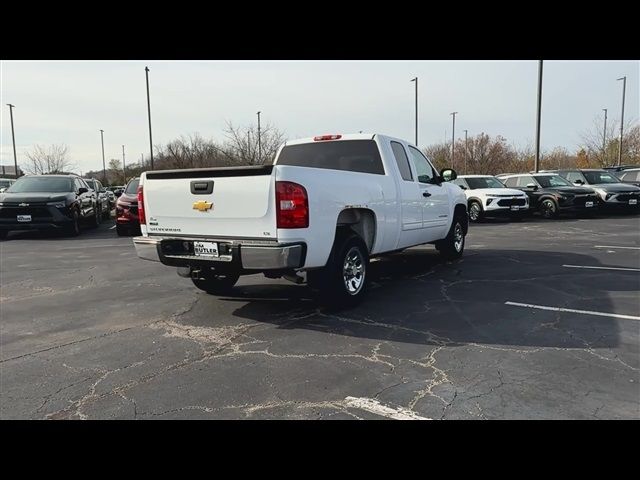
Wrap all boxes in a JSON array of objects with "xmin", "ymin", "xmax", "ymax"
[
  {"xmin": 585, "ymin": 201, "xmax": 594, "ymax": 207},
  {"xmin": 510, "ymin": 205, "xmax": 519, "ymax": 211},
  {"xmin": 17, "ymin": 215, "xmax": 32, "ymax": 222},
  {"xmin": 194, "ymin": 241, "xmax": 219, "ymax": 257},
  {"xmin": 630, "ymin": 199, "xmax": 638, "ymax": 205}
]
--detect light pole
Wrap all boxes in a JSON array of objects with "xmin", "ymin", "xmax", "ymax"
[
  {"xmin": 616, "ymin": 76, "xmax": 626, "ymax": 166},
  {"xmin": 100, "ymin": 130, "xmax": 106, "ymax": 184},
  {"xmin": 257, "ymin": 111, "xmax": 262, "ymax": 161},
  {"xmin": 410, "ymin": 77, "xmax": 418, "ymax": 145},
  {"xmin": 145, "ymin": 66, "xmax": 154, "ymax": 170},
  {"xmin": 602, "ymin": 108, "xmax": 608, "ymax": 162},
  {"xmin": 6, "ymin": 104, "xmax": 19, "ymax": 178},
  {"xmin": 122, "ymin": 145, "xmax": 126, "ymax": 184},
  {"xmin": 464, "ymin": 129, "xmax": 468, "ymax": 174},
  {"xmin": 534, "ymin": 60, "xmax": 543, "ymax": 173},
  {"xmin": 450, "ymin": 112, "xmax": 458, "ymax": 169}
]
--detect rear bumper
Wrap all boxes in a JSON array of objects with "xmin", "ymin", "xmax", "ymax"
[{"xmin": 133, "ymin": 236, "xmax": 306, "ymax": 270}]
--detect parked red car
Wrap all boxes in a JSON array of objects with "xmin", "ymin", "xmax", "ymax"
[{"xmin": 115, "ymin": 177, "xmax": 140, "ymax": 236}]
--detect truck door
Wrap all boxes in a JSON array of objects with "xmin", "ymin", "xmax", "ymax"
[
  {"xmin": 407, "ymin": 146, "xmax": 449, "ymax": 242},
  {"xmin": 389, "ymin": 141, "xmax": 425, "ymax": 248}
]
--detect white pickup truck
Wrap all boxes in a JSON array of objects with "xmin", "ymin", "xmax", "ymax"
[{"xmin": 133, "ymin": 133, "xmax": 468, "ymax": 306}]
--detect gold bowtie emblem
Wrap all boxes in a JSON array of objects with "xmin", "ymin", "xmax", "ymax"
[{"xmin": 192, "ymin": 200, "xmax": 213, "ymax": 212}]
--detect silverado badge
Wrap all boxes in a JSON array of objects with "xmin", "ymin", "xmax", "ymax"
[{"xmin": 192, "ymin": 200, "xmax": 213, "ymax": 212}]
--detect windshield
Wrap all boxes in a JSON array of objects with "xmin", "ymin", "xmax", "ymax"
[
  {"xmin": 583, "ymin": 171, "xmax": 621, "ymax": 184},
  {"xmin": 125, "ymin": 178, "xmax": 139, "ymax": 194},
  {"xmin": 6, "ymin": 176, "xmax": 73, "ymax": 193},
  {"xmin": 465, "ymin": 177, "xmax": 505, "ymax": 189},
  {"xmin": 535, "ymin": 175, "xmax": 573, "ymax": 188}
]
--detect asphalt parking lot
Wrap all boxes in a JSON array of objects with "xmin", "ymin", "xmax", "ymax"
[{"xmin": 1, "ymin": 214, "xmax": 639, "ymax": 420}]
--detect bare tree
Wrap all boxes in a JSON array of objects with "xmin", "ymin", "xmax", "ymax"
[
  {"xmin": 24, "ymin": 144, "xmax": 74, "ymax": 174},
  {"xmin": 222, "ymin": 121, "xmax": 286, "ymax": 165},
  {"xmin": 579, "ymin": 117, "xmax": 639, "ymax": 167}
]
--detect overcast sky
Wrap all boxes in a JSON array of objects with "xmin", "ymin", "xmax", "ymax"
[{"xmin": 1, "ymin": 60, "xmax": 638, "ymax": 175}]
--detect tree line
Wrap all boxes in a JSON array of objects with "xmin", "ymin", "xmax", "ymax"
[{"xmin": 18, "ymin": 118, "xmax": 640, "ymax": 185}]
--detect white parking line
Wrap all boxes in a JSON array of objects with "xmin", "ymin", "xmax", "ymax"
[
  {"xmin": 109, "ymin": 225, "xmax": 116, "ymax": 230},
  {"xmin": 344, "ymin": 396, "xmax": 430, "ymax": 420},
  {"xmin": 505, "ymin": 301, "xmax": 640, "ymax": 321},
  {"xmin": 58, "ymin": 244, "xmax": 126, "ymax": 250},
  {"xmin": 562, "ymin": 264, "xmax": 640, "ymax": 272},
  {"xmin": 594, "ymin": 245, "xmax": 640, "ymax": 250}
]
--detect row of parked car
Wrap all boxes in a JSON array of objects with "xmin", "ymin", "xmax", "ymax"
[
  {"xmin": 449, "ymin": 166, "xmax": 640, "ymax": 222},
  {"xmin": 0, "ymin": 165, "xmax": 638, "ymax": 240},
  {"xmin": 0, "ymin": 174, "xmax": 141, "ymax": 239}
]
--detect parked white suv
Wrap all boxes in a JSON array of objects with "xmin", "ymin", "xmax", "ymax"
[
  {"xmin": 451, "ymin": 175, "xmax": 529, "ymax": 222},
  {"xmin": 133, "ymin": 133, "xmax": 469, "ymax": 307}
]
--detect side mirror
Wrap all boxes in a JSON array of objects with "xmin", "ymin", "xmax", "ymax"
[
  {"xmin": 526, "ymin": 183, "xmax": 538, "ymax": 190},
  {"xmin": 114, "ymin": 190, "xmax": 123, "ymax": 198},
  {"xmin": 441, "ymin": 168, "xmax": 457, "ymax": 182},
  {"xmin": 78, "ymin": 187, "xmax": 88, "ymax": 194},
  {"xmin": 459, "ymin": 185, "xmax": 467, "ymax": 190},
  {"xmin": 573, "ymin": 179, "xmax": 584, "ymax": 185},
  {"xmin": 0, "ymin": 187, "xmax": 5, "ymax": 193}
]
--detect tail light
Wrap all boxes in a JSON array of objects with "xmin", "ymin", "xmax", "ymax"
[
  {"xmin": 137, "ymin": 185, "xmax": 146, "ymax": 225},
  {"xmin": 276, "ymin": 181, "xmax": 308, "ymax": 228}
]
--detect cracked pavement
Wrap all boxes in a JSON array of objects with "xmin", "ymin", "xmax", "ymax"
[{"xmin": 1, "ymin": 214, "xmax": 639, "ymax": 419}]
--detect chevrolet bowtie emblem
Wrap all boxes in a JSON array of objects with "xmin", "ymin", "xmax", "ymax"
[
  {"xmin": 192, "ymin": 200, "xmax": 213, "ymax": 212},
  {"xmin": 19, "ymin": 203, "xmax": 29, "ymax": 207}
]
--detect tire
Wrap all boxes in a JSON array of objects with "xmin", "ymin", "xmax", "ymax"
[
  {"xmin": 308, "ymin": 232, "xmax": 370, "ymax": 309},
  {"xmin": 191, "ymin": 272, "xmax": 239, "ymax": 295},
  {"xmin": 468, "ymin": 201, "xmax": 483, "ymax": 223},
  {"xmin": 89, "ymin": 206, "xmax": 101, "ymax": 228},
  {"xmin": 65, "ymin": 210, "xmax": 81, "ymax": 237},
  {"xmin": 116, "ymin": 224, "xmax": 129, "ymax": 236},
  {"xmin": 540, "ymin": 198, "xmax": 559, "ymax": 219},
  {"xmin": 435, "ymin": 216, "xmax": 466, "ymax": 261}
]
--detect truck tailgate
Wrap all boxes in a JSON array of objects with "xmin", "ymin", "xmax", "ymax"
[{"xmin": 143, "ymin": 166, "xmax": 277, "ymax": 239}]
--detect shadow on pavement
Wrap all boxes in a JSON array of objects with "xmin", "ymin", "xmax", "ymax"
[{"xmin": 220, "ymin": 248, "xmax": 634, "ymax": 349}]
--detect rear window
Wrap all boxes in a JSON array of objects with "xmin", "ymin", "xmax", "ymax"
[
  {"xmin": 276, "ymin": 140, "xmax": 385, "ymax": 175},
  {"xmin": 125, "ymin": 178, "xmax": 139, "ymax": 194}
]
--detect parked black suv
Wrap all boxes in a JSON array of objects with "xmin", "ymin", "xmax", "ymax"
[
  {"xmin": 0, "ymin": 174, "xmax": 100, "ymax": 238},
  {"xmin": 552, "ymin": 169, "xmax": 640, "ymax": 211},
  {"xmin": 499, "ymin": 173, "xmax": 599, "ymax": 218}
]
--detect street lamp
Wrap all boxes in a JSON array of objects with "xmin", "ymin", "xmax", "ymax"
[
  {"xmin": 450, "ymin": 112, "xmax": 458, "ymax": 169},
  {"xmin": 257, "ymin": 111, "xmax": 262, "ymax": 161},
  {"xmin": 410, "ymin": 77, "xmax": 418, "ymax": 145},
  {"xmin": 534, "ymin": 60, "xmax": 544, "ymax": 173},
  {"xmin": 616, "ymin": 76, "xmax": 626, "ymax": 166},
  {"xmin": 464, "ymin": 129, "xmax": 468, "ymax": 174},
  {"xmin": 602, "ymin": 108, "xmax": 608, "ymax": 162},
  {"xmin": 100, "ymin": 130, "xmax": 106, "ymax": 184},
  {"xmin": 6, "ymin": 104, "xmax": 19, "ymax": 178},
  {"xmin": 122, "ymin": 145, "xmax": 126, "ymax": 184},
  {"xmin": 145, "ymin": 66, "xmax": 154, "ymax": 170}
]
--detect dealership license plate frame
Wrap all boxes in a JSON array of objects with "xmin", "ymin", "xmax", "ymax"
[
  {"xmin": 193, "ymin": 241, "xmax": 219, "ymax": 257},
  {"xmin": 17, "ymin": 215, "xmax": 32, "ymax": 222}
]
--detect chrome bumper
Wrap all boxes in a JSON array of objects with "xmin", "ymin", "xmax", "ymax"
[{"xmin": 132, "ymin": 236, "xmax": 304, "ymax": 269}]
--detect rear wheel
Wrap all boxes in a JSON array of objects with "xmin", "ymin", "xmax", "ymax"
[
  {"xmin": 191, "ymin": 273, "xmax": 239, "ymax": 295},
  {"xmin": 435, "ymin": 216, "xmax": 465, "ymax": 260},
  {"xmin": 540, "ymin": 199, "xmax": 559, "ymax": 219},
  {"xmin": 308, "ymin": 232, "xmax": 369, "ymax": 309},
  {"xmin": 468, "ymin": 201, "xmax": 483, "ymax": 222}
]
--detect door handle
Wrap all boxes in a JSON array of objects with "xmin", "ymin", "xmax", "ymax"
[{"xmin": 422, "ymin": 192, "xmax": 431, "ymax": 198}]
